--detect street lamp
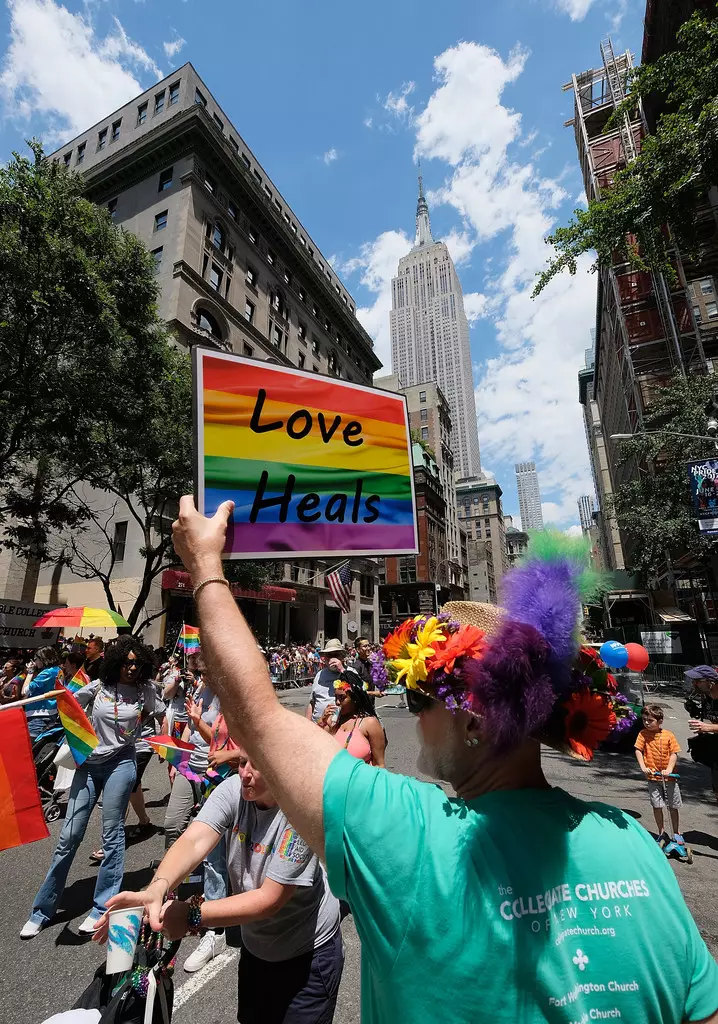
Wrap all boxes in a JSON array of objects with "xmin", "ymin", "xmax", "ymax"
[{"xmin": 611, "ymin": 428, "xmax": 718, "ymax": 443}]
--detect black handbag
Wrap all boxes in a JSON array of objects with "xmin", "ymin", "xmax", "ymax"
[{"xmin": 73, "ymin": 926, "xmax": 181, "ymax": 1024}]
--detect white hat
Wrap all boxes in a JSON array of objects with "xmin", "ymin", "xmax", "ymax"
[{"xmin": 320, "ymin": 638, "xmax": 346, "ymax": 655}]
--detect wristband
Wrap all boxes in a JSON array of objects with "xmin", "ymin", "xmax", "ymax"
[
  {"xmin": 186, "ymin": 893, "xmax": 205, "ymax": 935},
  {"xmin": 193, "ymin": 576, "xmax": 230, "ymax": 599},
  {"xmin": 148, "ymin": 876, "xmax": 170, "ymax": 902}
]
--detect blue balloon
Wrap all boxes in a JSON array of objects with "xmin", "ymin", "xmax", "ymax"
[{"xmin": 599, "ymin": 640, "xmax": 629, "ymax": 669}]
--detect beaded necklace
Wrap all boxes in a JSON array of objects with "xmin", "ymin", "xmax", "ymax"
[{"xmin": 109, "ymin": 682, "xmax": 144, "ymax": 741}]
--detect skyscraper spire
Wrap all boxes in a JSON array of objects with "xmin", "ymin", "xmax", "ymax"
[{"xmin": 415, "ymin": 165, "xmax": 433, "ymax": 247}]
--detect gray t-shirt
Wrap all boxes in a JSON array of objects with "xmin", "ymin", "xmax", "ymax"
[
  {"xmin": 196, "ymin": 775, "xmax": 340, "ymax": 961},
  {"xmin": 187, "ymin": 683, "xmax": 220, "ymax": 771},
  {"xmin": 88, "ymin": 682, "xmax": 157, "ymax": 763},
  {"xmin": 309, "ymin": 668, "xmax": 341, "ymax": 723}
]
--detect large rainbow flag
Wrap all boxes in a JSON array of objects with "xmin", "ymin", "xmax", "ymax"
[
  {"xmin": 0, "ymin": 708, "xmax": 49, "ymax": 851},
  {"xmin": 57, "ymin": 689, "xmax": 99, "ymax": 766},
  {"xmin": 195, "ymin": 351, "xmax": 418, "ymax": 558}
]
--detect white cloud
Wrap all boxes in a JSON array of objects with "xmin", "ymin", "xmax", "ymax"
[
  {"xmin": 383, "ymin": 81, "xmax": 415, "ymax": 121},
  {"xmin": 0, "ymin": 0, "xmax": 161, "ymax": 141},
  {"xmin": 564, "ymin": 524, "xmax": 583, "ymax": 538},
  {"xmin": 162, "ymin": 36, "xmax": 186, "ymax": 61},
  {"xmin": 364, "ymin": 117, "xmax": 373, "ymax": 129},
  {"xmin": 555, "ymin": 0, "xmax": 595, "ymax": 20},
  {"xmin": 463, "ymin": 292, "xmax": 488, "ymax": 324},
  {"xmin": 323, "ymin": 147, "xmax": 339, "ymax": 165},
  {"xmin": 443, "ymin": 226, "xmax": 475, "ymax": 265},
  {"xmin": 337, "ymin": 230, "xmax": 411, "ymax": 372}
]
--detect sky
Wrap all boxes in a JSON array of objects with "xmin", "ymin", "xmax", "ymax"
[{"xmin": 0, "ymin": 0, "xmax": 647, "ymax": 531}]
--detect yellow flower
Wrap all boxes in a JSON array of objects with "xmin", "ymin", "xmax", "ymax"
[{"xmin": 392, "ymin": 617, "xmax": 447, "ymax": 690}]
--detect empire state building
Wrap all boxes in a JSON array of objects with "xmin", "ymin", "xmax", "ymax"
[
  {"xmin": 389, "ymin": 179, "xmax": 481, "ymax": 478},
  {"xmin": 389, "ymin": 179, "xmax": 479, "ymax": 475}
]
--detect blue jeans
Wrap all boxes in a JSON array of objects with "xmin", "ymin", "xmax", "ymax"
[
  {"xmin": 30, "ymin": 750, "xmax": 136, "ymax": 925},
  {"xmin": 27, "ymin": 715, "xmax": 58, "ymax": 741},
  {"xmin": 204, "ymin": 834, "xmax": 228, "ymax": 902}
]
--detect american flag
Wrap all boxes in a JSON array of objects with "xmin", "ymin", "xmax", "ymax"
[{"xmin": 327, "ymin": 562, "xmax": 352, "ymax": 613}]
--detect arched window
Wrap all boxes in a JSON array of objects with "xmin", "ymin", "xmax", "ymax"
[
  {"xmin": 212, "ymin": 222, "xmax": 225, "ymax": 252},
  {"xmin": 197, "ymin": 308, "xmax": 222, "ymax": 340}
]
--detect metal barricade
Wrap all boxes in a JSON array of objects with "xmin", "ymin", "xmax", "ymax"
[{"xmin": 270, "ymin": 662, "xmax": 316, "ymax": 690}]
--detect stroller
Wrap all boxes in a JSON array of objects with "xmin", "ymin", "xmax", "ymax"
[{"xmin": 31, "ymin": 721, "xmax": 67, "ymax": 822}]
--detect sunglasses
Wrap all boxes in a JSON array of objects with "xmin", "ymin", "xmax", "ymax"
[{"xmin": 405, "ymin": 689, "xmax": 437, "ymax": 715}]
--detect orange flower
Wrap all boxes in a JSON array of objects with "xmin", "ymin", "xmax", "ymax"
[
  {"xmin": 383, "ymin": 620, "xmax": 413, "ymax": 660},
  {"xmin": 562, "ymin": 691, "xmax": 616, "ymax": 761},
  {"xmin": 427, "ymin": 624, "xmax": 486, "ymax": 675}
]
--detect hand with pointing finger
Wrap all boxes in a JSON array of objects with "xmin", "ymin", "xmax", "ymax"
[{"xmin": 172, "ymin": 495, "xmax": 234, "ymax": 580}]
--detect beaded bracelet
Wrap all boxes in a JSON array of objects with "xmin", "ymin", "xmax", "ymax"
[
  {"xmin": 186, "ymin": 893, "xmax": 205, "ymax": 936},
  {"xmin": 193, "ymin": 576, "xmax": 230, "ymax": 599}
]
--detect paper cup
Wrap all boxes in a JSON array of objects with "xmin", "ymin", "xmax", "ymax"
[{"xmin": 106, "ymin": 906, "xmax": 143, "ymax": 974}]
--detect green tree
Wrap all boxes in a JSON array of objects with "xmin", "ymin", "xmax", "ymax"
[
  {"xmin": 610, "ymin": 373, "xmax": 718, "ymax": 582},
  {"xmin": 534, "ymin": 8, "xmax": 718, "ymax": 295}
]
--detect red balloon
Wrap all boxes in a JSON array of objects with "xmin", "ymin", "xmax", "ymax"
[{"xmin": 625, "ymin": 643, "xmax": 649, "ymax": 672}]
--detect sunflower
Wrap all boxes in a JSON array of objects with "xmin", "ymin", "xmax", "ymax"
[
  {"xmin": 561, "ymin": 691, "xmax": 617, "ymax": 761},
  {"xmin": 428, "ymin": 624, "xmax": 486, "ymax": 676}
]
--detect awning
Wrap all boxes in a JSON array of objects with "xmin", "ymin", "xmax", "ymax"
[
  {"xmin": 162, "ymin": 569, "xmax": 296, "ymax": 603},
  {"xmin": 656, "ymin": 607, "xmax": 693, "ymax": 623}
]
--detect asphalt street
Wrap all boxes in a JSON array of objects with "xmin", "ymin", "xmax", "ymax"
[{"xmin": 3, "ymin": 686, "xmax": 717, "ymax": 1024}]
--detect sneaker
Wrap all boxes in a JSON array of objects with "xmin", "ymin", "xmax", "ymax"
[
  {"xmin": 78, "ymin": 913, "xmax": 100, "ymax": 934},
  {"xmin": 183, "ymin": 930, "xmax": 226, "ymax": 973},
  {"xmin": 20, "ymin": 919, "xmax": 43, "ymax": 939}
]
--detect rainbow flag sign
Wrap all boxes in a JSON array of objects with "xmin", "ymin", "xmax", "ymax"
[
  {"xmin": 178, "ymin": 625, "xmax": 200, "ymax": 654},
  {"xmin": 65, "ymin": 666, "xmax": 91, "ymax": 695},
  {"xmin": 193, "ymin": 350, "xmax": 418, "ymax": 559},
  {"xmin": 147, "ymin": 735, "xmax": 195, "ymax": 768},
  {"xmin": 57, "ymin": 690, "xmax": 99, "ymax": 766}
]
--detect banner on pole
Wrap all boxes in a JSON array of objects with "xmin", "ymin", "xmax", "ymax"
[
  {"xmin": 0, "ymin": 600, "xmax": 63, "ymax": 648},
  {"xmin": 193, "ymin": 350, "xmax": 419, "ymax": 560},
  {"xmin": 687, "ymin": 458, "xmax": 718, "ymax": 533}
]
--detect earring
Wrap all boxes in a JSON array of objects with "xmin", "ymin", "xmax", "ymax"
[{"xmin": 464, "ymin": 737, "xmax": 479, "ymax": 747}]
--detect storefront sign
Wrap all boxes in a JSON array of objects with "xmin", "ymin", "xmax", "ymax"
[
  {"xmin": 688, "ymin": 458, "xmax": 718, "ymax": 533},
  {"xmin": 0, "ymin": 600, "xmax": 63, "ymax": 648},
  {"xmin": 640, "ymin": 629, "xmax": 682, "ymax": 655},
  {"xmin": 193, "ymin": 350, "xmax": 418, "ymax": 560}
]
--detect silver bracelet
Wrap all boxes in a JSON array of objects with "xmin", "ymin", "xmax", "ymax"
[{"xmin": 192, "ymin": 576, "xmax": 231, "ymax": 599}]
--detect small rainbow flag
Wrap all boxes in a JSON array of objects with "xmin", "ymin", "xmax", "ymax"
[
  {"xmin": 0, "ymin": 707, "xmax": 49, "ymax": 851},
  {"xmin": 178, "ymin": 625, "xmax": 200, "ymax": 654},
  {"xmin": 65, "ymin": 666, "xmax": 91, "ymax": 695},
  {"xmin": 56, "ymin": 689, "xmax": 99, "ymax": 767},
  {"xmin": 147, "ymin": 735, "xmax": 195, "ymax": 770}
]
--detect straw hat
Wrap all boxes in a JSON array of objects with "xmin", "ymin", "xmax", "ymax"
[
  {"xmin": 442, "ymin": 601, "xmax": 505, "ymax": 637},
  {"xmin": 320, "ymin": 638, "xmax": 346, "ymax": 655}
]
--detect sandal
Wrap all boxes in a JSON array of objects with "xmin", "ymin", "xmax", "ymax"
[
  {"xmin": 89, "ymin": 849, "xmax": 104, "ymax": 864},
  {"xmin": 125, "ymin": 822, "xmax": 154, "ymax": 840}
]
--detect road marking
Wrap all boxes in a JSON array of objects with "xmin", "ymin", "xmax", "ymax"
[{"xmin": 173, "ymin": 948, "xmax": 239, "ymax": 1010}]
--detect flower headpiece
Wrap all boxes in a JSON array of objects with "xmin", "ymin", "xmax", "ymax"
[{"xmin": 378, "ymin": 530, "xmax": 631, "ymax": 761}]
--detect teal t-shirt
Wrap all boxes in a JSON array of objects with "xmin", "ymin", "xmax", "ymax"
[{"xmin": 323, "ymin": 751, "xmax": 718, "ymax": 1023}]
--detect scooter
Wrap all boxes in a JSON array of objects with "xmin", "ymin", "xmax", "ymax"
[{"xmin": 651, "ymin": 771, "xmax": 693, "ymax": 864}]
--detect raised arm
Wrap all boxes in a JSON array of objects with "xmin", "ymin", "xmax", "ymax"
[{"xmin": 172, "ymin": 497, "xmax": 339, "ymax": 860}]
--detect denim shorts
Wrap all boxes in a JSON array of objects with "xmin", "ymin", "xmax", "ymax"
[{"xmin": 237, "ymin": 929, "xmax": 344, "ymax": 1024}]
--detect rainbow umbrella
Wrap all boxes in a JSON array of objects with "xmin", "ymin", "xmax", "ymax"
[{"xmin": 32, "ymin": 606, "xmax": 131, "ymax": 629}]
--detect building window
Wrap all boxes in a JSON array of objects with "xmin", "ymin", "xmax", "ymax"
[
  {"xmin": 63, "ymin": 151, "xmax": 72, "ymax": 166},
  {"xmin": 312, "ymin": 302, "xmax": 319, "ymax": 317},
  {"xmin": 298, "ymin": 322, "xmax": 307, "ymax": 341},
  {"xmin": 298, "ymin": 286, "xmax": 306, "ymax": 303},
  {"xmin": 693, "ymin": 305, "xmax": 701, "ymax": 321},
  {"xmin": 204, "ymin": 172, "xmax": 215, "ymax": 194},
  {"xmin": 248, "ymin": 226, "xmax": 258, "ymax": 245},
  {"xmin": 419, "ymin": 391, "xmax": 427, "ymax": 403},
  {"xmin": 700, "ymin": 278, "xmax": 713, "ymax": 294},
  {"xmin": 229, "ymin": 136, "xmax": 239, "ymax": 153},
  {"xmin": 154, "ymin": 91, "xmax": 165, "ymax": 115},
  {"xmin": 213, "ymin": 112, "xmax": 224, "ymax": 131},
  {"xmin": 273, "ymin": 325, "xmax": 284, "ymax": 348},
  {"xmin": 137, "ymin": 103, "xmax": 147, "ymax": 125},
  {"xmin": 312, "ymin": 336, "xmax": 320, "ymax": 356},
  {"xmin": 283, "ymin": 269, "xmax": 291, "ymax": 285},
  {"xmin": 197, "ymin": 308, "xmax": 222, "ymax": 340},
  {"xmin": 244, "ymin": 299, "xmax": 255, "ymax": 324},
  {"xmin": 76, "ymin": 142, "xmax": 86, "ymax": 165},
  {"xmin": 298, "ymin": 352, "xmax": 305, "ymax": 368},
  {"xmin": 421, "ymin": 426, "xmax": 429, "ymax": 440},
  {"xmin": 168, "ymin": 81, "xmax": 180, "ymax": 105},
  {"xmin": 227, "ymin": 200, "xmax": 237, "ymax": 221},
  {"xmin": 211, "ymin": 222, "xmax": 226, "ymax": 251},
  {"xmin": 209, "ymin": 263, "xmax": 223, "ymax": 291},
  {"xmin": 158, "ymin": 167, "xmax": 173, "ymax": 192},
  {"xmin": 313, "ymin": 364, "xmax": 320, "ymax": 373},
  {"xmin": 246, "ymin": 266, "xmax": 257, "ymax": 287},
  {"xmin": 243, "ymin": 343, "xmax": 254, "ymax": 357},
  {"xmin": 97, "ymin": 128, "xmax": 107, "ymax": 151},
  {"xmin": 195, "ymin": 88, "xmax": 207, "ymax": 107},
  {"xmin": 708, "ymin": 302, "xmax": 718, "ymax": 319},
  {"xmin": 399, "ymin": 556, "xmax": 417, "ymax": 584},
  {"xmin": 107, "ymin": 198, "xmax": 118, "ymax": 218},
  {"xmin": 111, "ymin": 119, "xmax": 122, "ymax": 142},
  {"xmin": 360, "ymin": 574, "xmax": 374, "ymax": 598},
  {"xmin": 112, "ymin": 521, "xmax": 128, "ymax": 562},
  {"xmin": 267, "ymin": 249, "xmax": 275, "ymax": 266},
  {"xmin": 254, "ymin": 169, "xmax": 263, "ymax": 186},
  {"xmin": 241, "ymin": 153, "xmax": 251, "ymax": 170},
  {"xmin": 420, "ymin": 408, "xmax": 428, "ymax": 422},
  {"xmin": 151, "ymin": 246, "xmax": 163, "ymax": 272},
  {"xmin": 154, "ymin": 210, "xmax": 168, "ymax": 232}
]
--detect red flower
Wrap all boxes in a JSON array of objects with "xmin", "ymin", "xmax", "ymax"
[
  {"xmin": 561, "ymin": 691, "xmax": 616, "ymax": 761},
  {"xmin": 383, "ymin": 620, "xmax": 413, "ymax": 660},
  {"xmin": 427, "ymin": 625, "xmax": 486, "ymax": 675}
]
